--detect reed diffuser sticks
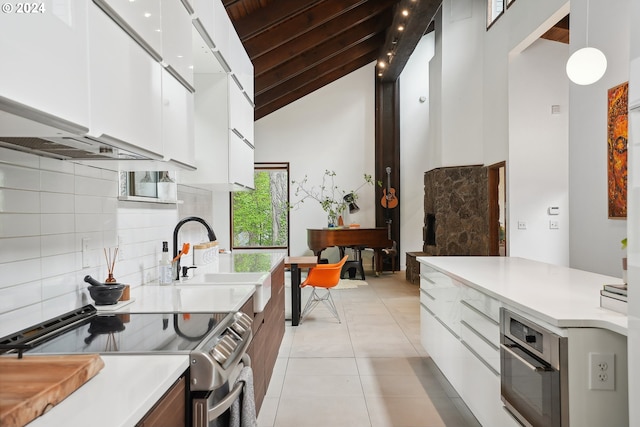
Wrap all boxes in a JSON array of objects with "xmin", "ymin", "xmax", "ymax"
[{"xmin": 104, "ymin": 247, "xmax": 119, "ymax": 283}]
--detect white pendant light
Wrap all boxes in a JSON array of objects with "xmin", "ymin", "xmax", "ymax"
[{"xmin": 566, "ymin": 0, "xmax": 607, "ymax": 85}]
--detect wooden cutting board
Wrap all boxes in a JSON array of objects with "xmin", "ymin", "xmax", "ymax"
[{"xmin": 0, "ymin": 354, "xmax": 105, "ymax": 427}]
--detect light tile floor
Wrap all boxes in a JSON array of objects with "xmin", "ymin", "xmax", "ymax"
[{"xmin": 257, "ymin": 271, "xmax": 482, "ymax": 427}]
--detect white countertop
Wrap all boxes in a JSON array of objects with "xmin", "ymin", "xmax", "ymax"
[
  {"xmin": 418, "ymin": 256, "xmax": 628, "ymax": 335},
  {"xmin": 27, "ymin": 355, "xmax": 189, "ymax": 427},
  {"xmin": 117, "ymin": 283, "xmax": 256, "ymax": 313}
]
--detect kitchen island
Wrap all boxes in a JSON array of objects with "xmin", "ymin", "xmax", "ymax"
[{"xmin": 418, "ymin": 256, "xmax": 628, "ymax": 427}]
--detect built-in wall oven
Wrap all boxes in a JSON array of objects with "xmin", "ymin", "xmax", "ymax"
[
  {"xmin": 0, "ymin": 305, "xmax": 253, "ymax": 427},
  {"xmin": 500, "ymin": 308, "xmax": 568, "ymax": 427}
]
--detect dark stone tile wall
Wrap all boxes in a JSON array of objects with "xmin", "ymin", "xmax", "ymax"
[{"xmin": 423, "ymin": 165, "xmax": 490, "ymax": 255}]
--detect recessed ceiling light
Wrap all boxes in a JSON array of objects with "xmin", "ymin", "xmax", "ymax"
[
  {"xmin": 398, "ymin": 25, "xmax": 405, "ymax": 31},
  {"xmin": 402, "ymin": 9, "xmax": 409, "ymax": 16},
  {"xmin": 387, "ymin": 51, "xmax": 393, "ymax": 56},
  {"xmin": 378, "ymin": 61, "xmax": 386, "ymax": 68},
  {"xmin": 144, "ymin": 12, "xmax": 151, "ymax": 18},
  {"xmin": 378, "ymin": 72, "xmax": 383, "ymax": 77}
]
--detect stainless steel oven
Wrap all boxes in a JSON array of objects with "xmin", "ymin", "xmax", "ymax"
[{"xmin": 500, "ymin": 308, "xmax": 568, "ymax": 427}]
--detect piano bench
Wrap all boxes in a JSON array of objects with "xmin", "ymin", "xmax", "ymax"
[{"xmin": 341, "ymin": 259, "xmax": 365, "ymax": 280}]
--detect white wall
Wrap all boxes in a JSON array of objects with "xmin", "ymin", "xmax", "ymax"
[
  {"xmin": 569, "ymin": 0, "xmax": 630, "ymax": 276},
  {"xmin": 255, "ymin": 64, "xmax": 376, "ymax": 257},
  {"xmin": 400, "ymin": 34, "xmax": 435, "ymax": 259},
  {"xmin": 508, "ymin": 38, "xmax": 570, "ymax": 265}
]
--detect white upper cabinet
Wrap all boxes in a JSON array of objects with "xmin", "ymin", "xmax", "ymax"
[
  {"xmin": 93, "ymin": 0, "xmax": 163, "ymax": 60},
  {"xmin": 229, "ymin": 131, "xmax": 254, "ymax": 189},
  {"xmin": 162, "ymin": 69, "xmax": 195, "ymax": 169},
  {"xmin": 0, "ymin": 0, "xmax": 90, "ymax": 129},
  {"xmin": 161, "ymin": 0, "xmax": 194, "ymax": 88},
  {"xmin": 227, "ymin": 27, "xmax": 254, "ymax": 101},
  {"xmin": 88, "ymin": 3, "xmax": 163, "ymax": 158},
  {"xmin": 229, "ymin": 81, "xmax": 254, "ymax": 146}
]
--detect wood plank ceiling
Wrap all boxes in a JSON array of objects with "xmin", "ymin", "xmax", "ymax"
[
  {"xmin": 223, "ymin": 0, "xmax": 402, "ymax": 120},
  {"xmin": 223, "ymin": 0, "xmax": 570, "ymax": 120}
]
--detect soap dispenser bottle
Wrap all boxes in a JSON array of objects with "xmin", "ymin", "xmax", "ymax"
[{"xmin": 159, "ymin": 241, "xmax": 172, "ymax": 285}]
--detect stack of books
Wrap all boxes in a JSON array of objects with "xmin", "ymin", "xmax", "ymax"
[{"xmin": 600, "ymin": 284, "xmax": 628, "ymax": 314}]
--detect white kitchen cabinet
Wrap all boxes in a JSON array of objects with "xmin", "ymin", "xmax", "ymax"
[
  {"xmin": 179, "ymin": 40, "xmax": 254, "ymax": 191},
  {"xmin": 0, "ymin": 0, "xmax": 89, "ymax": 129},
  {"xmin": 227, "ymin": 27, "xmax": 254, "ymax": 101},
  {"xmin": 212, "ymin": 0, "xmax": 231, "ymax": 70},
  {"xmin": 88, "ymin": 3, "xmax": 163, "ymax": 158},
  {"xmin": 229, "ymin": 81, "xmax": 254, "ymax": 145},
  {"xmin": 420, "ymin": 267, "xmax": 517, "ymax": 427},
  {"xmin": 93, "ymin": 0, "xmax": 163, "ymax": 61},
  {"xmin": 229, "ymin": 131, "xmax": 254, "ymax": 189},
  {"xmin": 162, "ymin": 70, "xmax": 195, "ymax": 169},
  {"xmin": 161, "ymin": 0, "xmax": 194, "ymax": 88}
]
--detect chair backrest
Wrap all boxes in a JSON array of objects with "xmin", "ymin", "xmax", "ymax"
[{"xmin": 301, "ymin": 256, "xmax": 349, "ymax": 289}]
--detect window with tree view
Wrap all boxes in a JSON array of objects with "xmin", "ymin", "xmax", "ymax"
[{"xmin": 232, "ymin": 163, "xmax": 289, "ymax": 250}]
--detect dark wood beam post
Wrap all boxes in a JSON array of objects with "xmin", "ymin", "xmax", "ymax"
[{"xmin": 375, "ymin": 77, "xmax": 400, "ymax": 271}]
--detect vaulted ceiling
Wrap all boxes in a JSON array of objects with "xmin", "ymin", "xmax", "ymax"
[
  {"xmin": 223, "ymin": 0, "xmax": 418, "ymax": 120},
  {"xmin": 223, "ymin": 0, "xmax": 571, "ymax": 120}
]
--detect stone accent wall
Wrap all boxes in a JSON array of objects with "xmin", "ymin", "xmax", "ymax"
[{"xmin": 423, "ymin": 166, "xmax": 490, "ymax": 255}]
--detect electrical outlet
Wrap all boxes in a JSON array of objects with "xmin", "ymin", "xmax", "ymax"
[
  {"xmin": 82, "ymin": 238, "xmax": 91, "ymax": 268},
  {"xmin": 549, "ymin": 220, "xmax": 559, "ymax": 229},
  {"xmin": 589, "ymin": 352, "xmax": 615, "ymax": 390},
  {"xmin": 517, "ymin": 221, "xmax": 527, "ymax": 230},
  {"xmin": 118, "ymin": 235, "xmax": 125, "ymax": 260}
]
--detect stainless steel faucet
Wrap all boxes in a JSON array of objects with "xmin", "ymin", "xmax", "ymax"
[{"xmin": 172, "ymin": 217, "xmax": 216, "ymax": 280}]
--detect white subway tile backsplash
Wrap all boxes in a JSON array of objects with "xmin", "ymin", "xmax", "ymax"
[
  {"xmin": 0, "ymin": 147, "xmax": 40, "ymax": 169},
  {"xmin": 40, "ymin": 157, "xmax": 74, "ymax": 174},
  {"xmin": 40, "ymin": 192, "xmax": 74, "ymax": 214},
  {"xmin": 0, "ymin": 160, "xmax": 214, "ymax": 327},
  {"xmin": 0, "ymin": 213, "xmax": 40, "ymax": 238},
  {"xmin": 0, "ymin": 258, "xmax": 41, "ymax": 289},
  {"xmin": 0, "ymin": 281, "xmax": 42, "ymax": 314},
  {"xmin": 42, "ymin": 271, "xmax": 83, "ymax": 300},
  {"xmin": 75, "ymin": 195, "xmax": 104, "ymax": 214},
  {"xmin": 41, "ymin": 233, "xmax": 75, "ymax": 257},
  {"xmin": 0, "ymin": 189, "xmax": 40, "ymax": 213},
  {"xmin": 41, "ymin": 253, "xmax": 77, "ymax": 279},
  {"xmin": 0, "ymin": 236, "xmax": 40, "ymax": 263},
  {"xmin": 41, "ymin": 214, "xmax": 74, "ymax": 235},
  {"xmin": 40, "ymin": 170, "xmax": 74, "ymax": 193},
  {"xmin": 0, "ymin": 163, "xmax": 41, "ymax": 190}
]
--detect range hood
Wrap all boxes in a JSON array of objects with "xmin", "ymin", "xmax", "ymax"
[{"xmin": 0, "ymin": 96, "xmax": 162, "ymax": 161}]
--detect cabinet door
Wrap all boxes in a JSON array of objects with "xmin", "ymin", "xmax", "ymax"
[
  {"xmin": 162, "ymin": 70, "xmax": 195, "ymax": 168},
  {"xmin": 212, "ymin": 0, "xmax": 230, "ymax": 68},
  {"xmin": 95, "ymin": 0, "xmax": 162, "ymax": 59},
  {"xmin": 161, "ymin": 0, "xmax": 194, "ymax": 87},
  {"xmin": 229, "ymin": 81, "xmax": 254, "ymax": 145},
  {"xmin": 136, "ymin": 375, "xmax": 186, "ymax": 427},
  {"xmin": 88, "ymin": 3, "xmax": 163, "ymax": 157},
  {"xmin": 0, "ymin": 1, "xmax": 89, "ymax": 127},
  {"xmin": 229, "ymin": 131, "xmax": 254, "ymax": 189}
]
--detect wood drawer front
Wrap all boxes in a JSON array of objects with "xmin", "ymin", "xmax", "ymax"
[
  {"xmin": 460, "ymin": 302, "xmax": 499, "ymax": 345},
  {"xmin": 460, "ymin": 319, "xmax": 500, "ymax": 375},
  {"xmin": 462, "ymin": 287, "xmax": 501, "ymax": 323}
]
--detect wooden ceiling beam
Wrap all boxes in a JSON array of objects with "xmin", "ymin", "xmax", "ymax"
[
  {"xmin": 250, "ymin": 0, "xmax": 395, "ymax": 70},
  {"xmin": 377, "ymin": 0, "xmax": 441, "ymax": 82},
  {"xmin": 230, "ymin": 0, "xmax": 324, "ymax": 40},
  {"xmin": 255, "ymin": 34, "xmax": 383, "ymax": 109},
  {"xmin": 255, "ymin": 54, "xmax": 375, "ymax": 120},
  {"xmin": 255, "ymin": 13, "xmax": 391, "ymax": 93}
]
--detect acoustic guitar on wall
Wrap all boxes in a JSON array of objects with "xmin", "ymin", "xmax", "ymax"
[{"xmin": 381, "ymin": 167, "xmax": 398, "ymax": 209}]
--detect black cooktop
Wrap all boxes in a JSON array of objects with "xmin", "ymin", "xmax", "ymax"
[{"xmin": 0, "ymin": 305, "xmax": 233, "ymax": 356}]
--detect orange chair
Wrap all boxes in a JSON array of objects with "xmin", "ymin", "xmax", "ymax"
[{"xmin": 300, "ymin": 256, "xmax": 349, "ymax": 323}]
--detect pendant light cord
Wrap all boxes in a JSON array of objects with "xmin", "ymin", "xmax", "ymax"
[{"xmin": 585, "ymin": 0, "xmax": 590, "ymax": 47}]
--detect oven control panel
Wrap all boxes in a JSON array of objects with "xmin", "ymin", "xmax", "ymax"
[{"xmin": 210, "ymin": 312, "xmax": 252, "ymax": 366}]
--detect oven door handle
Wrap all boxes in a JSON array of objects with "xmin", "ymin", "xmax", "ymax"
[
  {"xmin": 500, "ymin": 343, "xmax": 552, "ymax": 372},
  {"xmin": 206, "ymin": 355, "xmax": 252, "ymax": 422}
]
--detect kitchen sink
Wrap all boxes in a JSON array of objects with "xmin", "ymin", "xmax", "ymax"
[{"xmin": 184, "ymin": 272, "xmax": 271, "ymax": 312}]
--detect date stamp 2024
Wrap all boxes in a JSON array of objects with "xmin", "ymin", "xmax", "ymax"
[{"xmin": 2, "ymin": 2, "xmax": 46, "ymax": 14}]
